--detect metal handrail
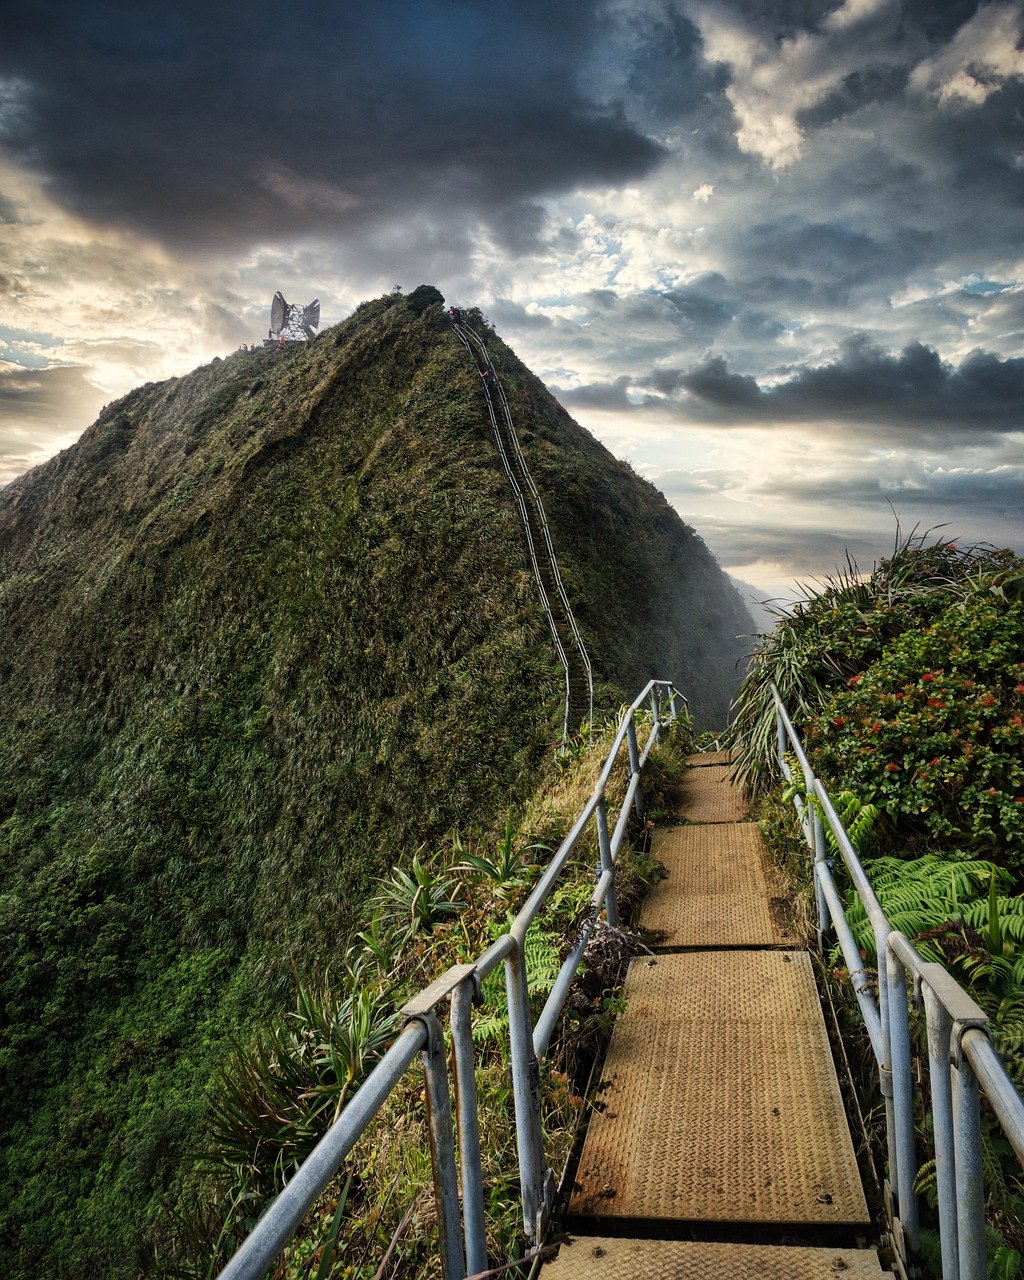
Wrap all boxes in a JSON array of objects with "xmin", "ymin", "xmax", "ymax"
[
  {"xmin": 454, "ymin": 320, "xmax": 594, "ymax": 733},
  {"xmin": 772, "ymin": 683, "xmax": 1024, "ymax": 1280},
  {"xmin": 451, "ymin": 321, "xmax": 573, "ymax": 741},
  {"xmin": 219, "ymin": 680, "xmax": 687, "ymax": 1280}
]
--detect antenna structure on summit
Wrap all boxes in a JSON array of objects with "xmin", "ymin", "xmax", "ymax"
[{"xmin": 264, "ymin": 292, "xmax": 320, "ymax": 345}]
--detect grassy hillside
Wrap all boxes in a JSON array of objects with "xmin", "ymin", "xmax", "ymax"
[{"xmin": 0, "ymin": 290, "xmax": 750, "ymax": 1275}]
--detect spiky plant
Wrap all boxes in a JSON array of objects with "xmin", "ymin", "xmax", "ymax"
[{"xmin": 728, "ymin": 531, "xmax": 1018, "ymax": 793}]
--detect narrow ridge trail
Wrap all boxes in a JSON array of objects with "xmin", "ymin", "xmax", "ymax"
[
  {"xmin": 543, "ymin": 752, "xmax": 888, "ymax": 1279},
  {"xmin": 452, "ymin": 318, "xmax": 593, "ymax": 737}
]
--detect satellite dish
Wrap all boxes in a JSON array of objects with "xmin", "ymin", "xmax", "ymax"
[{"xmin": 265, "ymin": 291, "xmax": 321, "ymax": 344}]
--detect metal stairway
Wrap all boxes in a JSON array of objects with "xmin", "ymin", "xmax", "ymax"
[
  {"xmin": 451, "ymin": 319, "xmax": 593, "ymax": 737},
  {"xmin": 544, "ymin": 752, "xmax": 887, "ymax": 1278}
]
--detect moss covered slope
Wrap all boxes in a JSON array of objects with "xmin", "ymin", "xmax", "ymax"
[{"xmin": 0, "ymin": 291, "xmax": 749, "ymax": 1274}]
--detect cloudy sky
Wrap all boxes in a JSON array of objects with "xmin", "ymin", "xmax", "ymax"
[{"xmin": 2, "ymin": 0, "xmax": 1023, "ymax": 600}]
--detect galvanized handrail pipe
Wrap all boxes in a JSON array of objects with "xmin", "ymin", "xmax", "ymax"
[
  {"xmin": 452, "ymin": 322, "xmax": 574, "ymax": 741},
  {"xmin": 772, "ymin": 684, "xmax": 1024, "ymax": 1278},
  {"xmin": 963, "ymin": 1030, "xmax": 1024, "ymax": 1167},
  {"xmin": 460, "ymin": 320, "xmax": 596, "ymax": 726},
  {"xmin": 218, "ymin": 1022, "xmax": 426, "ymax": 1280},
  {"xmin": 451, "ymin": 979, "xmax": 488, "ymax": 1275},
  {"xmin": 217, "ymin": 682, "xmax": 685, "ymax": 1279},
  {"xmin": 921, "ymin": 984, "xmax": 959, "ymax": 1280},
  {"xmin": 814, "ymin": 862, "xmax": 883, "ymax": 1061},
  {"xmin": 511, "ymin": 683, "xmax": 682, "ymax": 944}
]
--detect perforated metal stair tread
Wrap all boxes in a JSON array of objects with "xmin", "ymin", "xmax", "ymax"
[
  {"xmin": 641, "ymin": 825, "xmax": 795, "ymax": 948},
  {"xmin": 685, "ymin": 750, "xmax": 733, "ymax": 767},
  {"xmin": 677, "ymin": 764, "xmax": 749, "ymax": 823},
  {"xmin": 570, "ymin": 950, "xmax": 869, "ymax": 1227},
  {"xmin": 541, "ymin": 1237, "xmax": 887, "ymax": 1279}
]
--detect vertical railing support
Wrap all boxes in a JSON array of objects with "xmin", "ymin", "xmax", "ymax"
[
  {"xmin": 648, "ymin": 687, "xmax": 661, "ymax": 729},
  {"xmin": 626, "ymin": 714, "xmax": 645, "ymax": 819},
  {"xmin": 596, "ymin": 797, "xmax": 618, "ymax": 927},
  {"xmin": 810, "ymin": 805, "xmax": 830, "ymax": 953},
  {"xmin": 952, "ymin": 1034, "xmax": 987, "ymax": 1280},
  {"xmin": 451, "ymin": 980, "xmax": 488, "ymax": 1276},
  {"xmin": 416, "ymin": 1012, "xmax": 466, "ymax": 1280},
  {"xmin": 922, "ymin": 986, "xmax": 959, "ymax": 1280},
  {"xmin": 668, "ymin": 686, "xmax": 679, "ymax": 721},
  {"xmin": 885, "ymin": 944, "xmax": 919, "ymax": 1255},
  {"xmin": 505, "ymin": 944, "xmax": 547, "ymax": 1240}
]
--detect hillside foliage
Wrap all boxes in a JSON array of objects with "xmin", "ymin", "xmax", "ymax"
[{"xmin": 0, "ymin": 290, "xmax": 748, "ymax": 1275}]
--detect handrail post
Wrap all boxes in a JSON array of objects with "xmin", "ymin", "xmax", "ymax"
[
  {"xmin": 626, "ymin": 714, "xmax": 645, "ymax": 820},
  {"xmin": 596, "ymin": 797, "xmax": 618, "ymax": 927},
  {"xmin": 648, "ymin": 687, "xmax": 660, "ymax": 729},
  {"xmin": 416, "ymin": 1012, "xmax": 466, "ymax": 1280},
  {"xmin": 922, "ymin": 984, "xmax": 959, "ymax": 1280},
  {"xmin": 451, "ymin": 980, "xmax": 488, "ymax": 1276},
  {"xmin": 952, "ymin": 1031, "xmax": 987, "ymax": 1280},
  {"xmin": 668, "ymin": 685, "xmax": 679, "ymax": 721},
  {"xmin": 505, "ymin": 942, "xmax": 547, "ymax": 1240},
  {"xmin": 884, "ymin": 941, "xmax": 919, "ymax": 1256}
]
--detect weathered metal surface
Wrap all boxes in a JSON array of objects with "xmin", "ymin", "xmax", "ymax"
[
  {"xmin": 641, "ymin": 824, "xmax": 792, "ymax": 948},
  {"xmin": 677, "ymin": 764, "xmax": 749, "ymax": 823},
  {"xmin": 541, "ymin": 1237, "xmax": 886, "ymax": 1278},
  {"xmin": 570, "ymin": 950, "xmax": 869, "ymax": 1226},
  {"xmin": 684, "ymin": 750, "xmax": 733, "ymax": 767}
]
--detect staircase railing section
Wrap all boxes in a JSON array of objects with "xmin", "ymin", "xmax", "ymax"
[
  {"xmin": 453, "ymin": 319, "xmax": 594, "ymax": 735},
  {"xmin": 219, "ymin": 680, "xmax": 687, "ymax": 1280},
  {"xmin": 772, "ymin": 684, "xmax": 1024, "ymax": 1280}
]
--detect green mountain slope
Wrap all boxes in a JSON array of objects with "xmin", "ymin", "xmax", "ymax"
[{"xmin": 0, "ymin": 290, "xmax": 750, "ymax": 1274}]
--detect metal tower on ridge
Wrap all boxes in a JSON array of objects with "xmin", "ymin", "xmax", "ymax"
[{"xmin": 264, "ymin": 292, "xmax": 320, "ymax": 345}]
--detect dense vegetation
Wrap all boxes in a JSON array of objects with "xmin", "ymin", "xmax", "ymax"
[
  {"xmin": 732, "ymin": 534, "xmax": 1024, "ymax": 1273},
  {"xmin": 0, "ymin": 289, "xmax": 748, "ymax": 1275}
]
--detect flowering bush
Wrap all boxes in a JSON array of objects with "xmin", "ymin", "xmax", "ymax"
[{"xmin": 808, "ymin": 593, "xmax": 1024, "ymax": 867}]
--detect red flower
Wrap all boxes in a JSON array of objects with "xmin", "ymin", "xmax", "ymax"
[
  {"xmin": 1015, "ymin": 684, "xmax": 1024, "ymax": 694},
  {"xmin": 987, "ymin": 787, "xmax": 999, "ymax": 798},
  {"xmin": 1016, "ymin": 797, "xmax": 1024, "ymax": 805},
  {"xmin": 927, "ymin": 698, "xmax": 944, "ymax": 709},
  {"xmin": 831, "ymin": 716, "xmax": 846, "ymax": 728},
  {"xmin": 848, "ymin": 674, "xmax": 863, "ymax": 687},
  {"xmin": 885, "ymin": 762, "xmax": 900, "ymax": 772},
  {"xmin": 872, "ymin": 721, "xmax": 882, "ymax": 732},
  {"xmin": 945, "ymin": 542, "xmax": 957, "ymax": 551},
  {"xmin": 929, "ymin": 757, "xmax": 940, "ymax": 766},
  {"xmin": 981, "ymin": 694, "xmax": 997, "ymax": 707},
  {"xmin": 922, "ymin": 673, "xmax": 935, "ymax": 683}
]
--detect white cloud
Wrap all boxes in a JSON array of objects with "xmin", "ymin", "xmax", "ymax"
[
  {"xmin": 910, "ymin": 2, "xmax": 1024, "ymax": 106},
  {"xmin": 690, "ymin": 0, "xmax": 904, "ymax": 168}
]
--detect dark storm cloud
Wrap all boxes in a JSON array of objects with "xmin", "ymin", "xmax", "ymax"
[
  {"xmin": 764, "ymin": 466, "xmax": 1024, "ymax": 516},
  {"xmin": 561, "ymin": 336, "xmax": 1024, "ymax": 437},
  {"xmin": 0, "ymin": 0, "xmax": 668, "ymax": 252},
  {"xmin": 737, "ymin": 217, "xmax": 933, "ymax": 307}
]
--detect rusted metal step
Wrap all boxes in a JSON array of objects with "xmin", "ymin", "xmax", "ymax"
[
  {"xmin": 641, "ymin": 824, "xmax": 796, "ymax": 949},
  {"xmin": 570, "ymin": 950, "xmax": 869, "ymax": 1229},
  {"xmin": 542, "ymin": 1236, "xmax": 886, "ymax": 1278},
  {"xmin": 684, "ymin": 750, "xmax": 732, "ymax": 767},
  {"xmin": 676, "ymin": 763, "xmax": 749, "ymax": 823}
]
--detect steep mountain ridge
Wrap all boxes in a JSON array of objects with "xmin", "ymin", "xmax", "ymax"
[{"xmin": 0, "ymin": 290, "xmax": 751, "ymax": 1274}]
